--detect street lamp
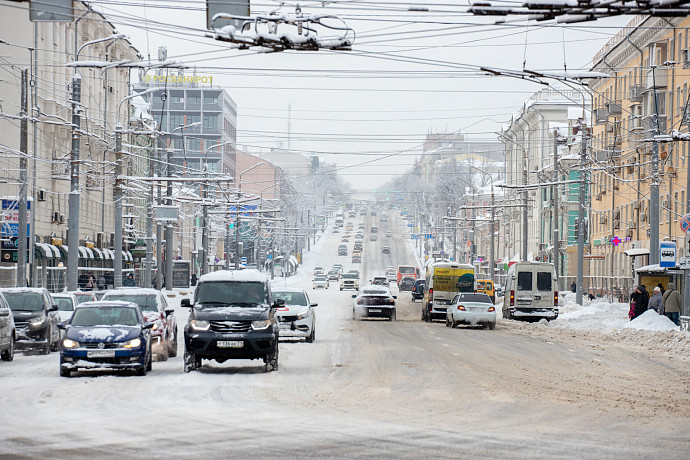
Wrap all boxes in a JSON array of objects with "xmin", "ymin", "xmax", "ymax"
[
  {"xmin": 497, "ymin": 132, "xmax": 529, "ymax": 263},
  {"xmin": 467, "ymin": 164, "xmax": 496, "ymax": 286},
  {"xmin": 233, "ymin": 162, "xmax": 264, "ymax": 270}
]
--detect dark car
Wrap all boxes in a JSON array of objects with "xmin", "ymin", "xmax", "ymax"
[
  {"xmin": 0, "ymin": 288, "xmax": 60, "ymax": 354},
  {"xmin": 59, "ymin": 301, "xmax": 153, "ymax": 377},
  {"xmin": 381, "ymin": 246, "xmax": 391, "ymax": 255},
  {"xmin": 338, "ymin": 244, "xmax": 348, "ymax": 256},
  {"xmin": 182, "ymin": 270, "xmax": 283, "ymax": 372},
  {"xmin": 101, "ymin": 288, "xmax": 178, "ymax": 361},
  {"xmin": 0, "ymin": 293, "xmax": 16, "ymax": 361},
  {"xmin": 352, "ymin": 287, "xmax": 397, "ymax": 321},
  {"xmin": 411, "ymin": 279, "xmax": 426, "ymax": 302},
  {"xmin": 399, "ymin": 276, "xmax": 416, "ymax": 291}
]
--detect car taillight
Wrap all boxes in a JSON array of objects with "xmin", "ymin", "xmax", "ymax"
[
  {"xmin": 428, "ymin": 288, "xmax": 433, "ymax": 301},
  {"xmin": 457, "ymin": 305, "xmax": 465, "ymax": 311},
  {"xmin": 510, "ymin": 290, "xmax": 515, "ymax": 307},
  {"xmin": 554, "ymin": 291, "xmax": 558, "ymax": 307},
  {"xmin": 488, "ymin": 306, "xmax": 495, "ymax": 312}
]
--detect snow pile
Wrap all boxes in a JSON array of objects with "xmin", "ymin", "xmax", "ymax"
[
  {"xmin": 624, "ymin": 309, "xmax": 679, "ymax": 332},
  {"xmin": 551, "ymin": 299, "xmax": 628, "ymax": 332}
]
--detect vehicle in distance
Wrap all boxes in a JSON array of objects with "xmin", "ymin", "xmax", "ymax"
[
  {"xmin": 340, "ymin": 272, "xmax": 360, "ymax": 291},
  {"xmin": 341, "ymin": 236, "xmax": 349, "ymax": 243},
  {"xmin": 59, "ymin": 301, "xmax": 153, "ymax": 377},
  {"xmin": 354, "ymin": 233, "xmax": 363, "ymax": 241},
  {"xmin": 370, "ymin": 225, "xmax": 378, "ymax": 233},
  {"xmin": 399, "ymin": 276, "xmax": 416, "ymax": 291},
  {"xmin": 52, "ymin": 293, "xmax": 79, "ymax": 322},
  {"xmin": 422, "ymin": 262, "xmax": 475, "ymax": 322},
  {"xmin": 332, "ymin": 264, "xmax": 343, "ymax": 273},
  {"xmin": 0, "ymin": 293, "xmax": 16, "ymax": 361},
  {"xmin": 101, "ymin": 288, "xmax": 178, "ymax": 361},
  {"xmin": 396, "ymin": 265, "xmax": 420, "ymax": 285},
  {"xmin": 338, "ymin": 245, "xmax": 348, "ymax": 256},
  {"xmin": 273, "ymin": 288, "xmax": 317, "ymax": 343},
  {"xmin": 352, "ymin": 253, "xmax": 362, "ymax": 264},
  {"xmin": 476, "ymin": 279, "xmax": 496, "ymax": 304},
  {"xmin": 369, "ymin": 234, "xmax": 378, "ymax": 241},
  {"xmin": 313, "ymin": 266, "xmax": 325, "ymax": 276},
  {"xmin": 358, "ymin": 223, "xmax": 365, "ymax": 229},
  {"xmin": 327, "ymin": 269, "xmax": 340, "ymax": 281},
  {"xmin": 182, "ymin": 270, "xmax": 282, "ymax": 372},
  {"xmin": 353, "ymin": 242, "xmax": 363, "ymax": 252},
  {"xmin": 446, "ymin": 292, "xmax": 496, "ymax": 330},
  {"xmin": 313, "ymin": 276, "xmax": 329, "ymax": 289},
  {"xmin": 503, "ymin": 261, "xmax": 558, "ymax": 321},
  {"xmin": 332, "ymin": 227, "xmax": 340, "ymax": 233},
  {"xmin": 411, "ymin": 279, "xmax": 426, "ymax": 302},
  {"xmin": 385, "ymin": 268, "xmax": 397, "ymax": 282},
  {"xmin": 386, "ymin": 231, "xmax": 393, "ymax": 238},
  {"xmin": 347, "ymin": 269, "xmax": 360, "ymax": 278},
  {"xmin": 352, "ymin": 287, "xmax": 396, "ymax": 321},
  {"xmin": 381, "ymin": 246, "xmax": 391, "ymax": 255},
  {"xmin": 0, "ymin": 288, "xmax": 60, "ymax": 354},
  {"xmin": 371, "ymin": 276, "xmax": 389, "ymax": 287}
]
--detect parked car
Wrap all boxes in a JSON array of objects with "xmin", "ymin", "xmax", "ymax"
[
  {"xmin": 381, "ymin": 246, "xmax": 391, "ymax": 255},
  {"xmin": 52, "ymin": 293, "xmax": 79, "ymax": 322},
  {"xmin": 65, "ymin": 291, "xmax": 99, "ymax": 304},
  {"xmin": 411, "ymin": 279, "xmax": 426, "ymax": 302},
  {"xmin": 101, "ymin": 288, "xmax": 178, "ymax": 361},
  {"xmin": 59, "ymin": 300, "xmax": 153, "ymax": 377},
  {"xmin": 371, "ymin": 276, "xmax": 389, "ymax": 287},
  {"xmin": 313, "ymin": 276, "xmax": 329, "ymax": 289},
  {"xmin": 399, "ymin": 276, "xmax": 416, "ymax": 291},
  {"xmin": 0, "ymin": 288, "xmax": 60, "ymax": 354},
  {"xmin": 352, "ymin": 287, "xmax": 397, "ymax": 321},
  {"xmin": 273, "ymin": 288, "xmax": 317, "ymax": 343},
  {"xmin": 340, "ymin": 272, "xmax": 360, "ymax": 291},
  {"xmin": 446, "ymin": 292, "xmax": 496, "ymax": 329},
  {"xmin": 0, "ymin": 293, "xmax": 16, "ymax": 361},
  {"xmin": 181, "ymin": 270, "xmax": 282, "ymax": 372}
]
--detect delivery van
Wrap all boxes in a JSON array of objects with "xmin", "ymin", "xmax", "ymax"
[
  {"xmin": 422, "ymin": 262, "xmax": 475, "ymax": 322},
  {"xmin": 502, "ymin": 261, "xmax": 558, "ymax": 321}
]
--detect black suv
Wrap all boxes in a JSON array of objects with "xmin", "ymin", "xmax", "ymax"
[
  {"xmin": 182, "ymin": 270, "xmax": 283, "ymax": 372},
  {"xmin": 0, "ymin": 288, "xmax": 60, "ymax": 354}
]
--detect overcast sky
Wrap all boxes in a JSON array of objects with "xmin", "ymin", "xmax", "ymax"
[{"xmin": 98, "ymin": 1, "xmax": 629, "ymax": 192}]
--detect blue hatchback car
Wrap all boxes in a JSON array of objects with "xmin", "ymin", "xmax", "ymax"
[{"xmin": 59, "ymin": 301, "xmax": 153, "ymax": 377}]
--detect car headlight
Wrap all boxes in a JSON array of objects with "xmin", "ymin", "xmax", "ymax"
[
  {"xmin": 296, "ymin": 309, "xmax": 311, "ymax": 320},
  {"xmin": 151, "ymin": 321, "xmax": 160, "ymax": 331},
  {"xmin": 122, "ymin": 338, "xmax": 142, "ymax": 348},
  {"xmin": 251, "ymin": 320, "xmax": 272, "ymax": 331},
  {"xmin": 189, "ymin": 320, "xmax": 210, "ymax": 331},
  {"xmin": 62, "ymin": 338, "xmax": 79, "ymax": 348},
  {"xmin": 29, "ymin": 315, "xmax": 47, "ymax": 329}
]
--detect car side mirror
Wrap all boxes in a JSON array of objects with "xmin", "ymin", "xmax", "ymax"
[
  {"xmin": 273, "ymin": 299, "xmax": 285, "ymax": 307},
  {"xmin": 57, "ymin": 322, "xmax": 66, "ymax": 329},
  {"xmin": 143, "ymin": 323, "xmax": 154, "ymax": 330},
  {"xmin": 181, "ymin": 298, "xmax": 191, "ymax": 308},
  {"xmin": 392, "ymin": 296, "xmax": 397, "ymax": 299},
  {"xmin": 310, "ymin": 303, "xmax": 318, "ymax": 307},
  {"xmin": 48, "ymin": 304, "xmax": 58, "ymax": 312}
]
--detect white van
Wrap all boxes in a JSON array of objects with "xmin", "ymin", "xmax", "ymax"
[{"xmin": 502, "ymin": 261, "xmax": 558, "ymax": 321}]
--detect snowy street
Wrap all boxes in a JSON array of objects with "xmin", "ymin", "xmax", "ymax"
[{"xmin": 2, "ymin": 212, "xmax": 690, "ymax": 459}]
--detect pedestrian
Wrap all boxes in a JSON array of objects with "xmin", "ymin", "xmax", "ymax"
[
  {"xmin": 571, "ymin": 281, "xmax": 576, "ymax": 293},
  {"xmin": 123, "ymin": 272, "xmax": 136, "ymax": 287},
  {"xmin": 191, "ymin": 273, "xmax": 197, "ymax": 286},
  {"xmin": 657, "ymin": 283, "xmax": 665, "ymax": 296},
  {"xmin": 97, "ymin": 273, "xmax": 106, "ymax": 290},
  {"xmin": 648, "ymin": 286, "xmax": 663, "ymax": 313},
  {"xmin": 85, "ymin": 272, "xmax": 95, "ymax": 291},
  {"xmin": 662, "ymin": 282, "xmax": 682, "ymax": 326},
  {"xmin": 629, "ymin": 285, "xmax": 649, "ymax": 320}
]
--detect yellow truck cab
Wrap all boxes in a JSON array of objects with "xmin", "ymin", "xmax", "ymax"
[{"xmin": 476, "ymin": 279, "xmax": 495, "ymax": 303}]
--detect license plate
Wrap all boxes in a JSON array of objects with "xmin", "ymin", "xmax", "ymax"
[
  {"xmin": 467, "ymin": 307, "xmax": 483, "ymax": 312},
  {"xmin": 217, "ymin": 340, "xmax": 243, "ymax": 348},
  {"xmin": 87, "ymin": 350, "xmax": 115, "ymax": 358},
  {"xmin": 369, "ymin": 309, "xmax": 381, "ymax": 313}
]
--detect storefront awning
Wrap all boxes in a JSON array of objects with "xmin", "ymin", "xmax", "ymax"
[
  {"xmin": 34, "ymin": 243, "xmax": 56, "ymax": 260},
  {"xmin": 624, "ymin": 248, "xmax": 649, "ymax": 257},
  {"xmin": 92, "ymin": 247, "xmax": 103, "ymax": 260},
  {"xmin": 102, "ymin": 249, "xmax": 114, "ymax": 259}
]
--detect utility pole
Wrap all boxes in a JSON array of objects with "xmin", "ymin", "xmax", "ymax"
[
  {"xmin": 144, "ymin": 138, "xmax": 154, "ymax": 289},
  {"xmin": 114, "ymin": 124, "xmax": 123, "ymax": 288},
  {"xmin": 489, "ymin": 187, "xmax": 495, "ymax": 286},
  {"xmin": 17, "ymin": 69, "xmax": 28, "ymax": 287},
  {"xmin": 164, "ymin": 148, "xmax": 173, "ymax": 290},
  {"xmin": 649, "ymin": 65, "xmax": 661, "ymax": 266},
  {"xmin": 225, "ymin": 207, "xmax": 231, "ymax": 270},
  {"xmin": 201, "ymin": 167, "xmax": 209, "ymax": 275},
  {"xmin": 576, "ymin": 121, "xmax": 587, "ymax": 306},
  {"xmin": 552, "ymin": 130, "xmax": 560, "ymax": 291},
  {"xmin": 67, "ymin": 73, "xmax": 82, "ymax": 291},
  {"xmin": 156, "ymin": 150, "xmax": 163, "ymax": 290},
  {"xmin": 522, "ymin": 146, "xmax": 529, "ymax": 261}
]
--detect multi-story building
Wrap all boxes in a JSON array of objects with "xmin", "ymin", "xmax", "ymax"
[
  {"xmin": 588, "ymin": 15, "xmax": 690, "ymax": 298},
  {"xmin": 0, "ymin": 2, "xmax": 140, "ymax": 289},
  {"xmin": 501, "ymin": 88, "xmax": 588, "ymax": 281}
]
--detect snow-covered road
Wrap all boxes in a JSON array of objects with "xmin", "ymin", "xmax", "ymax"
[{"xmin": 2, "ymin": 212, "xmax": 689, "ymax": 458}]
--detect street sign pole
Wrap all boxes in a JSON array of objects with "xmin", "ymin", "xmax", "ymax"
[{"xmin": 681, "ymin": 213, "xmax": 690, "ymax": 317}]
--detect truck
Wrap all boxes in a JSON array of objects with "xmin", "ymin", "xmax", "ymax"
[
  {"xmin": 379, "ymin": 211, "xmax": 388, "ymax": 222},
  {"xmin": 421, "ymin": 262, "xmax": 475, "ymax": 322}
]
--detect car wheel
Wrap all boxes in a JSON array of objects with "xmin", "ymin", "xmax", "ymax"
[
  {"xmin": 264, "ymin": 344, "xmax": 279, "ymax": 372},
  {"xmin": 487, "ymin": 322, "xmax": 496, "ymax": 330},
  {"xmin": 445, "ymin": 316, "xmax": 451, "ymax": 327},
  {"xmin": 157, "ymin": 345, "xmax": 169, "ymax": 362},
  {"xmin": 168, "ymin": 329, "xmax": 178, "ymax": 358},
  {"xmin": 59, "ymin": 366, "xmax": 71, "ymax": 377},
  {"xmin": 306, "ymin": 327, "xmax": 315, "ymax": 343},
  {"xmin": 50, "ymin": 325, "xmax": 60, "ymax": 352},
  {"xmin": 451, "ymin": 320, "xmax": 457, "ymax": 329},
  {"xmin": 390, "ymin": 310, "xmax": 396, "ymax": 321},
  {"xmin": 136, "ymin": 363, "xmax": 148, "ymax": 376},
  {"xmin": 146, "ymin": 349, "xmax": 153, "ymax": 371},
  {"xmin": 40, "ymin": 337, "xmax": 51, "ymax": 355},
  {"xmin": 1, "ymin": 335, "xmax": 14, "ymax": 362},
  {"xmin": 183, "ymin": 349, "xmax": 199, "ymax": 373}
]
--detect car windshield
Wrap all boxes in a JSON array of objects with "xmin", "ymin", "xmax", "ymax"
[
  {"xmin": 54, "ymin": 297, "xmax": 74, "ymax": 311},
  {"xmin": 343, "ymin": 274, "xmax": 357, "ymax": 279},
  {"xmin": 196, "ymin": 281, "xmax": 266, "ymax": 307},
  {"xmin": 455, "ymin": 293, "xmax": 492, "ymax": 303},
  {"xmin": 104, "ymin": 294, "xmax": 158, "ymax": 312},
  {"xmin": 314, "ymin": 276, "xmax": 326, "ymax": 281},
  {"xmin": 2, "ymin": 292, "xmax": 43, "ymax": 311},
  {"xmin": 71, "ymin": 307, "xmax": 140, "ymax": 327},
  {"xmin": 399, "ymin": 267, "xmax": 415, "ymax": 274},
  {"xmin": 73, "ymin": 294, "xmax": 94, "ymax": 304},
  {"xmin": 273, "ymin": 291, "xmax": 307, "ymax": 306}
]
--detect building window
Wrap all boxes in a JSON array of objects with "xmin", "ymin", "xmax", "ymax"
[
  {"xmin": 169, "ymin": 94, "xmax": 183, "ymax": 103},
  {"xmin": 187, "ymin": 92, "xmax": 201, "ymax": 104},
  {"xmin": 187, "ymin": 137, "xmax": 201, "ymax": 153},
  {"xmin": 204, "ymin": 95, "xmax": 218, "ymax": 105},
  {"xmin": 203, "ymin": 114, "xmax": 218, "ymax": 132}
]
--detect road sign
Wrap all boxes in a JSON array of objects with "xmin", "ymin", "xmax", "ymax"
[
  {"xmin": 660, "ymin": 241, "xmax": 677, "ymax": 268},
  {"xmin": 679, "ymin": 257, "xmax": 690, "ymax": 270},
  {"xmin": 681, "ymin": 213, "xmax": 690, "ymax": 233}
]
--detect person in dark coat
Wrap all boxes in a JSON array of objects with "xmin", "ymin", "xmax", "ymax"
[
  {"xmin": 123, "ymin": 272, "xmax": 136, "ymax": 287},
  {"xmin": 191, "ymin": 273, "xmax": 197, "ymax": 286},
  {"xmin": 662, "ymin": 282, "xmax": 682, "ymax": 326},
  {"xmin": 629, "ymin": 285, "xmax": 649, "ymax": 320},
  {"xmin": 570, "ymin": 281, "xmax": 576, "ymax": 293}
]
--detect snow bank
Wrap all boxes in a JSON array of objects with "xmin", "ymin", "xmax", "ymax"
[{"xmin": 624, "ymin": 309, "xmax": 679, "ymax": 332}]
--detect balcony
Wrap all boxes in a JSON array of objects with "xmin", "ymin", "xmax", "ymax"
[
  {"xmin": 594, "ymin": 108, "xmax": 607, "ymax": 124},
  {"xmin": 629, "ymin": 84, "xmax": 644, "ymax": 102},
  {"xmin": 646, "ymin": 67, "xmax": 667, "ymax": 90},
  {"xmin": 642, "ymin": 115, "xmax": 667, "ymax": 133},
  {"xmin": 606, "ymin": 103, "xmax": 622, "ymax": 117}
]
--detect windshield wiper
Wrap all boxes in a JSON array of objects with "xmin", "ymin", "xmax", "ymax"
[
  {"xmin": 198, "ymin": 301, "xmax": 230, "ymax": 306},
  {"xmin": 229, "ymin": 302, "xmax": 261, "ymax": 307}
]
